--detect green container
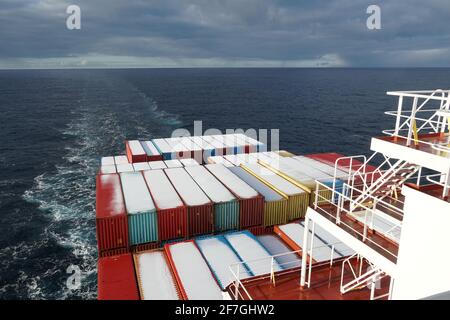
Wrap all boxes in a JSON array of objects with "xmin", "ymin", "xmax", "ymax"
[
  {"xmin": 214, "ymin": 200, "xmax": 239, "ymax": 232},
  {"xmin": 128, "ymin": 210, "xmax": 158, "ymax": 245},
  {"xmin": 264, "ymin": 199, "xmax": 288, "ymax": 227}
]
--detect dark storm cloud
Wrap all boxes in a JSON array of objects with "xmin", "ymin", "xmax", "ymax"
[{"xmin": 0, "ymin": 0, "xmax": 449, "ymax": 68}]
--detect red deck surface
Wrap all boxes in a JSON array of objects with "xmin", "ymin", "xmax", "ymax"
[
  {"xmin": 378, "ymin": 132, "xmax": 450, "ymax": 157},
  {"xmin": 98, "ymin": 253, "xmax": 139, "ymax": 300},
  {"xmin": 231, "ymin": 259, "xmax": 390, "ymax": 300}
]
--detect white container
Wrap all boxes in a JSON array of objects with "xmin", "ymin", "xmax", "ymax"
[
  {"xmin": 164, "ymin": 159, "xmax": 183, "ymax": 168},
  {"xmin": 179, "ymin": 158, "xmax": 200, "ymax": 167},
  {"xmin": 207, "ymin": 156, "xmax": 235, "ymax": 167},
  {"xmin": 148, "ymin": 161, "xmax": 167, "ymax": 170},
  {"xmin": 101, "ymin": 156, "xmax": 115, "ymax": 166},
  {"xmin": 100, "ymin": 165, "xmax": 117, "ymax": 174},
  {"xmin": 116, "ymin": 163, "xmax": 134, "ymax": 173},
  {"xmin": 114, "ymin": 155, "xmax": 129, "ymax": 165},
  {"xmin": 133, "ymin": 162, "xmax": 150, "ymax": 171}
]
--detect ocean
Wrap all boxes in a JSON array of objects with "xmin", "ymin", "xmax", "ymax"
[{"xmin": 0, "ymin": 68, "xmax": 449, "ymax": 299}]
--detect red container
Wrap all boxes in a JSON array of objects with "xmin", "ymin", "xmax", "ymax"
[
  {"xmin": 98, "ymin": 247, "xmax": 129, "ymax": 258},
  {"xmin": 97, "ymin": 253, "xmax": 139, "ymax": 300},
  {"xmin": 187, "ymin": 204, "xmax": 214, "ymax": 236},
  {"xmin": 96, "ymin": 174, "xmax": 129, "ymax": 253},
  {"xmin": 143, "ymin": 170, "xmax": 188, "ymax": 241},
  {"xmin": 131, "ymin": 242, "xmax": 160, "ymax": 254},
  {"xmin": 125, "ymin": 140, "xmax": 147, "ymax": 163},
  {"xmin": 239, "ymin": 195, "xmax": 265, "ymax": 228}
]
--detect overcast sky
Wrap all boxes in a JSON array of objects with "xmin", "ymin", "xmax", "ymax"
[{"xmin": 1, "ymin": 0, "xmax": 450, "ymax": 68}]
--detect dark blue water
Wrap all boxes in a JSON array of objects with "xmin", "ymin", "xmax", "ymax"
[{"xmin": 0, "ymin": 68, "xmax": 449, "ymax": 299}]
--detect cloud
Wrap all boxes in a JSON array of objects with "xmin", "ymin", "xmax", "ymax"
[{"xmin": 0, "ymin": 0, "xmax": 449, "ymax": 68}]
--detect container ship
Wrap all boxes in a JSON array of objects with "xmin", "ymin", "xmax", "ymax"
[{"xmin": 96, "ymin": 89, "xmax": 450, "ymax": 300}]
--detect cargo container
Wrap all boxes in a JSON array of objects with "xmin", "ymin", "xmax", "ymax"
[
  {"xmin": 125, "ymin": 140, "xmax": 147, "ymax": 163},
  {"xmin": 97, "ymin": 253, "xmax": 139, "ymax": 300},
  {"xmin": 257, "ymin": 234, "xmax": 302, "ymax": 269},
  {"xmin": 114, "ymin": 155, "xmax": 129, "ymax": 165},
  {"xmin": 165, "ymin": 168, "xmax": 214, "ymax": 236},
  {"xmin": 151, "ymin": 138, "xmax": 174, "ymax": 160},
  {"xmin": 143, "ymin": 169, "xmax": 187, "ymax": 241},
  {"xmin": 223, "ymin": 154, "xmax": 253, "ymax": 166},
  {"xmin": 224, "ymin": 231, "xmax": 282, "ymax": 276},
  {"xmin": 164, "ymin": 240, "xmax": 224, "ymax": 300},
  {"xmin": 234, "ymin": 133, "xmax": 266, "ymax": 152},
  {"xmin": 96, "ymin": 174, "xmax": 129, "ymax": 252},
  {"xmin": 179, "ymin": 137, "xmax": 203, "ymax": 163},
  {"xmin": 240, "ymin": 163, "xmax": 309, "ymax": 221},
  {"xmin": 133, "ymin": 250, "xmax": 180, "ymax": 300},
  {"xmin": 201, "ymin": 135, "xmax": 227, "ymax": 156},
  {"xmin": 148, "ymin": 160, "xmax": 167, "ymax": 170},
  {"xmin": 101, "ymin": 156, "xmax": 115, "ymax": 166},
  {"xmin": 205, "ymin": 164, "xmax": 264, "ymax": 228},
  {"xmin": 276, "ymin": 150, "xmax": 296, "ymax": 157},
  {"xmin": 228, "ymin": 166, "xmax": 288, "ymax": 226},
  {"xmin": 140, "ymin": 141, "xmax": 163, "ymax": 162},
  {"xmin": 116, "ymin": 163, "xmax": 134, "ymax": 173},
  {"xmin": 132, "ymin": 162, "xmax": 150, "ymax": 171},
  {"xmin": 189, "ymin": 136, "xmax": 216, "ymax": 162},
  {"xmin": 223, "ymin": 134, "xmax": 247, "ymax": 154},
  {"xmin": 120, "ymin": 172, "xmax": 158, "ymax": 245},
  {"xmin": 179, "ymin": 158, "xmax": 200, "ymax": 167},
  {"xmin": 165, "ymin": 137, "xmax": 190, "ymax": 159},
  {"xmin": 164, "ymin": 159, "xmax": 183, "ymax": 168},
  {"xmin": 207, "ymin": 156, "xmax": 235, "ymax": 167},
  {"xmin": 257, "ymin": 156, "xmax": 335, "ymax": 206},
  {"xmin": 230, "ymin": 134, "xmax": 254, "ymax": 153},
  {"xmin": 185, "ymin": 165, "xmax": 239, "ymax": 232},
  {"xmin": 98, "ymin": 247, "xmax": 129, "ymax": 258},
  {"xmin": 99, "ymin": 165, "xmax": 117, "ymax": 174},
  {"xmin": 274, "ymin": 223, "xmax": 340, "ymax": 263},
  {"xmin": 195, "ymin": 235, "xmax": 251, "ymax": 289}
]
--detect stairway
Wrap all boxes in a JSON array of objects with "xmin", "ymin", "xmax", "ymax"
[{"xmin": 350, "ymin": 159, "xmax": 419, "ymax": 211}]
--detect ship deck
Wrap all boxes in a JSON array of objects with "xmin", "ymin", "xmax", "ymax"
[
  {"xmin": 229, "ymin": 258, "xmax": 391, "ymax": 300},
  {"xmin": 378, "ymin": 132, "xmax": 450, "ymax": 158}
]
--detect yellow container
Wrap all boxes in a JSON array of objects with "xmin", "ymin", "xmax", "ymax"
[{"xmin": 263, "ymin": 198, "xmax": 289, "ymax": 227}]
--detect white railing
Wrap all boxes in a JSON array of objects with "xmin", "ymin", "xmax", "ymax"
[
  {"xmin": 383, "ymin": 89, "xmax": 450, "ymax": 153},
  {"xmin": 313, "ymin": 181, "xmax": 401, "ymax": 260}
]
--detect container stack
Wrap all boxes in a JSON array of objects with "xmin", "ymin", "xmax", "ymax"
[
  {"xmin": 143, "ymin": 169, "xmax": 187, "ymax": 241},
  {"xmin": 205, "ymin": 164, "xmax": 264, "ymax": 228},
  {"xmin": 185, "ymin": 165, "xmax": 239, "ymax": 232},
  {"xmin": 141, "ymin": 141, "xmax": 163, "ymax": 162},
  {"xmin": 125, "ymin": 140, "xmax": 147, "ymax": 163},
  {"xmin": 120, "ymin": 172, "xmax": 158, "ymax": 246},
  {"xmin": 165, "ymin": 167, "xmax": 214, "ymax": 236}
]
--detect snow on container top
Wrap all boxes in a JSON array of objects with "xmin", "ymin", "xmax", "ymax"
[
  {"xmin": 151, "ymin": 138, "xmax": 173, "ymax": 153},
  {"xmin": 258, "ymin": 157, "xmax": 316, "ymax": 186},
  {"xmin": 202, "ymin": 135, "xmax": 226, "ymax": 149},
  {"xmin": 179, "ymin": 137, "xmax": 202, "ymax": 152},
  {"xmin": 148, "ymin": 161, "xmax": 167, "ymax": 170},
  {"xmin": 133, "ymin": 162, "xmax": 150, "ymax": 171},
  {"xmin": 100, "ymin": 165, "xmax": 117, "ymax": 174},
  {"xmin": 114, "ymin": 155, "xmax": 129, "ymax": 165},
  {"xmin": 248, "ymin": 152, "xmax": 275, "ymax": 164},
  {"xmin": 164, "ymin": 168, "xmax": 211, "ymax": 206},
  {"xmin": 168, "ymin": 241, "xmax": 223, "ymax": 300},
  {"xmin": 278, "ymin": 223, "xmax": 339, "ymax": 262},
  {"xmin": 101, "ymin": 156, "xmax": 115, "ymax": 166},
  {"xmin": 207, "ymin": 156, "xmax": 235, "ymax": 167},
  {"xmin": 224, "ymin": 231, "xmax": 282, "ymax": 276},
  {"xmin": 127, "ymin": 140, "xmax": 146, "ymax": 155},
  {"xmin": 185, "ymin": 166, "xmax": 235, "ymax": 203},
  {"xmin": 196, "ymin": 236, "xmax": 251, "ymax": 289},
  {"xmin": 299, "ymin": 221, "xmax": 354, "ymax": 257},
  {"xmin": 257, "ymin": 234, "xmax": 302, "ymax": 269},
  {"xmin": 98, "ymin": 254, "xmax": 139, "ymax": 300},
  {"xmin": 140, "ymin": 141, "xmax": 161, "ymax": 157},
  {"xmin": 189, "ymin": 136, "xmax": 215, "ymax": 150},
  {"xmin": 228, "ymin": 166, "xmax": 283, "ymax": 201},
  {"xmin": 116, "ymin": 163, "xmax": 134, "ymax": 173},
  {"xmin": 293, "ymin": 156, "xmax": 348, "ymax": 178},
  {"xmin": 96, "ymin": 173, "xmax": 126, "ymax": 219},
  {"xmin": 143, "ymin": 169, "xmax": 183, "ymax": 210},
  {"xmin": 165, "ymin": 137, "xmax": 187, "ymax": 153},
  {"xmin": 285, "ymin": 157, "xmax": 332, "ymax": 180},
  {"xmin": 120, "ymin": 172, "xmax": 156, "ymax": 214},
  {"xmin": 224, "ymin": 154, "xmax": 254, "ymax": 166},
  {"xmin": 180, "ymin": 158, "xmax": 200, "ymax": 167},
  {"xmin": 241, "ymin": 163, "xmax": 305, "ymax": 196},
  {"xmin": 135, "ymin": 251, "xmax": 179, "ymax": 300},
  {"xmin": 164, "ymin": 160, "xmax": 183, "ymax": 168},
  {"xmin": 234, "ymin": 133, "xmax": 265, "ymax": 148},
  {"xmin": 262, "ymin": 152, "xmax": 281, "ymax": 159},
  {"xmin": 205, "ymin": 164, "xmax": 259, "ymax": 200}
]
